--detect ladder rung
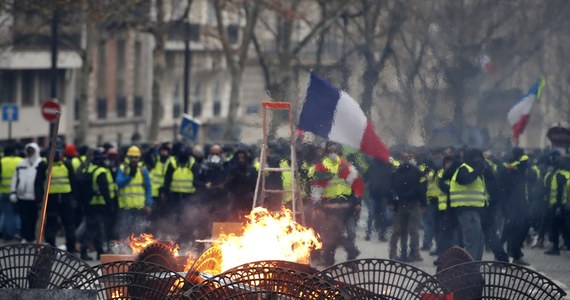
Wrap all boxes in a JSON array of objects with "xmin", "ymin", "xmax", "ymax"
[
  {"xmin": 262, "ymin": 167, "xmax": 292, "ymax": 172},
  {"xmin": 262, "ymin": 102, "xmax": 291, "ymax": 109}
]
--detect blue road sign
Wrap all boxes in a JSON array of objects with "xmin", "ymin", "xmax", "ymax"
[
  {"xmin": 1, "ymin": 104, "xmax": 18, "ymax": 122},
  {"xmin": 179, "ymin": 114, "xmax": 201, "ymax": 141}
]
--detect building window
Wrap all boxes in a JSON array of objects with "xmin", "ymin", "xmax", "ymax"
[
  {"xmin": 192, "ymin": 82, "xmax": 201, "ymax": 117},
  {"xmin": 96, "ymin": 39, "xmax": 107, "ymax": 105},
  {"xmin": 97, "ymin": 97, "xmax": 107, "ymax": 119},
  {"xmin": 38, "ymin": 69, "xmax": 66, "ymax": 103},
  {"xmin": 21, "ymin": 70, "xmax": 34, "ymax": 106},
  {"xmin": 116, "ymin": 39, "xmax": 126, "ymax": 105},
  {"xmin": 117, "ymin": 96, "xmax": 127, "ymax": 118},
  {"xmin": 192, "ymin": 101, "xmax": 202, "ymax": 117},
  {"xmin": 173, "ymin": 81, "xmax": 181, "ymax": 118},
  {"xmin": 246, "ymin": 104, "xmax": 259, "ymax": 115},
  {"xmin": 134, "ymin": 41, "xmax": 143, "ymax": 116},
  {"xmin": 74, "ymin": 98, "xmax": 79, "ymax": 120},
  {"xmin": 0, "ymin": 71, "xmax": 15, "ymax": 104},
  {"xmin": 213, "ymin": 101, "xmax": 221, "ymax": 116},
  {"xmin": 212, "ymin": 82, "xmax": 221, "ymax": 116},
  {"xmin": 134, "ymin": 96, "xmax": 143, "ymax": 116},
  {"xmin": 227, "ymin": 24, "xmax": 239, "ymax": 44}
]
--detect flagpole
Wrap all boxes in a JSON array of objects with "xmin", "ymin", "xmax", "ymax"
[{"xmin": 38, "ymin": 112, "xmax": 61, "ymax": 245}]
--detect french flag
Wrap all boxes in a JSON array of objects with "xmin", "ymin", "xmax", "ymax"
[
  {"xmin": 298, "ymin": 72, "xmax": 389, "ymax": 163},
  {"xmin": 507, "ymin": 76, "xmax": 546, "ymax": 144}
]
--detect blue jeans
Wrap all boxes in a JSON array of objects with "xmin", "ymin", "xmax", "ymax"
[{"xmin": 1, "ymin": 194, "xmax": 20, "ymax": 240}]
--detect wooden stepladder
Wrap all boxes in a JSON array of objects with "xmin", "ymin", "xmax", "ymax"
[{"xmin": 252, "ymin": 102, "xmax": 304, "ymax": 223}]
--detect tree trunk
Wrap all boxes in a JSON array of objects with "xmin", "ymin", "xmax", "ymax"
[
  {"xmin": 361, "ymin": 63, "xmax": 377, "ymax": 117},
  {"xmin": 75, "ymin": 17, "xmax": 95, "ymax": 145},
  {"xmin": 223, "ymin": 71, "xmax": 243, "ymax": 141},
  {"xmin": 147, "ymin": 0, "xmax": 166, "ymax": 143}
]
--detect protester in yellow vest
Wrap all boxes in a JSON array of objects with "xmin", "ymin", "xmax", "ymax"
[
  {"xmin": 448, "ymin": 149, "xmax": 487, "ymax": 260},
  {"xmin": 115, "ymin": 145, "xmax": 152, "ymax": 239},
  {"xmin": 280, "ymin": 159, "xmax": 293, "ymax": 205},
  {"xmin": 34, "ymin": 150, "xmax": 76, "ymax": 253},
  {"xmin": 310, "ymin": 142, "xmax": 363, "ymax": 266},
  {"xmin": 543, "ymin": 151, "xmax": 570, "ymax": 256},
  {"xmin": 433, "ymin": 155, "xmax": 459, "ymax": 266},
  {"xmin": 0, "ymin": 146, "xmax": 22, "ymax": 241},
  {"xmin": 163, "ymin": 145, "xmax": 199, "ymax": 241},
  {"xmin": 64, "ymin": 144, "xmax": 82, "ymax": 172},
  {"xmin": 79, "ymin": 150, "xmax": 114, "ymax": 260},
  {"xmin": 150, "ymin": 143, "xmax": 172, "ymax": 202}
]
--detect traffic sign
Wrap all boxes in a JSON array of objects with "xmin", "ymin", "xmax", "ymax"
[
  {"xmin": 1, "ymin": 104, "xmax": 18, "ymax": 122},
  {"xmin": 179, "ymin": 114, "xmax": 201, "ymax": 141},
  {"xmin": 41, "ymin": 99, "xmax": 61, "ymax": 122}
]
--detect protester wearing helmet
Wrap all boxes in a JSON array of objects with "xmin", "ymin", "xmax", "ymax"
[{"xmin": 114, "ymin": 145, "xmax": 152, "ymax": 239}]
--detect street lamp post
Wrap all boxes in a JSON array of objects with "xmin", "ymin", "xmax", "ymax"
[
  {"xmin": 183, "ymin": 22, "xmax": 192, "ymax": 115},
  {"xmin": 49, "ymin": 7, "xmax": 59, "ymax": 144}
]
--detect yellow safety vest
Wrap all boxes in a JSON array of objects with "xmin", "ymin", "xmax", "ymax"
[
  {"xmin": 118, "ymin": 163, "xmax": 146, "ymax": 209},
  {"xmin": 280, "ymin": 160, "xmax": 293, "ymax": 204},
  {"xmin": 0, "ymin": 156, "xmax": 21, "ymax": 193},
  {"xmin": 90, "ymin": 166, "xmax": 115, "ymax": 206},
  {"xmin": 438, "ymin": 178, "xmax": 451, "ymax": 211},
  {"xmin": 321, "ymin": 157, "xmax": 352, "ymax": 199},
  {"xmin": 391, "ymin": 159, "xmax": 400, "ymax": 170},
  {"xmin": 545, "ymin": 170, "xmax": 569, "ymax": 206},
  {"xmin": 49, "ymin": 162, "xmax": 72, "ymax": 194},
  {"xmin": 532, "ymin": 165, "xmax": 541, "ymax": 179},
  {"xmin": 68, "ymin": 157, "xmax": 82, "ymax": 172},
  {"xmin": 449, "ymin": 163, "xmax": 487, "ymax": 208},
  {"xmin": 427, "ymin": 168, "xmax": 447, "ymax": 205},
  {"xmin": 170, "ymin": 159, "xmax": 196, "ymax": 194},
  {"xmin": 151, "ymin": 157, "xmax": 172, "ymax": 197},
  {"xmin": 486, "ymin": 159, "xmax": 498, "ymax": 174}
]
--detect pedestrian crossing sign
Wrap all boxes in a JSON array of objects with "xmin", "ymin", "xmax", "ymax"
[{"xmin": 179, "ymin": 114, "xmax": 201, "ymax": 141}]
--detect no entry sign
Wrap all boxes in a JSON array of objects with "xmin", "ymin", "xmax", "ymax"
[{"xmin": 41, "ymin": 99, "xmax": 61, "ymax": 122}]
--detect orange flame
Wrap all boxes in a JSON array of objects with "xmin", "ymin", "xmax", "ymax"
[
  {"xmin": 169, "ymin": 277, "xmax": 185, "ymax": 295},
  {"xmin": 128, "ymin": 233, "xmax": 180, "ymax": 256},
  {"xmin": 111, "ymin": 289, "xmax": 123, "ymax": 299},
  {"xmin": 129, "ymin": 233, "xmax": 157, "ymax": 254},
  {"xmin": 217, "ymin": 207, "xmax": 322, "ymax": 272}
]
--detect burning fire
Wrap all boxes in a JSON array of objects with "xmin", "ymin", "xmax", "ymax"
[
  {"xmin": 129, "ymin": 233, "xmax": 157, "ymax": 253},
  {"xmin": 169, "ymin": 277, "xmax": 185, "ymax": 295},
  {"xmin": 111, "ymin": 289, "xmax": 123, "ymax": 299},
  {"xmin": 128, "ymin": 233, "xmax": 179, "ymax": 256},
  {"xmin": 217, "ymin": 207, "xmax": 322, "ymax": 272}
]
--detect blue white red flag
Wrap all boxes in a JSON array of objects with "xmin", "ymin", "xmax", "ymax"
[
  {"xmin": 298, "ymin": 72, "xmax": 389, "ymax": 163},
  {"xmin": 507, "ymin": 76, "xmax": 546, "ymax": 144}
]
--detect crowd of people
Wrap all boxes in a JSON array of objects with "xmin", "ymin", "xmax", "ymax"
[{"xmin": 0, "ymin": 140, "xmax": 569, "ymax": 267}]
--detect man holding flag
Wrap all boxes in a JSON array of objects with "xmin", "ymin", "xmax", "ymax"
[
  {"xmin": 299, "ymin": 71, "xmax": 390, "ymax": 265},
  {"xmin": 507, "ymin": 76, "xmax": 546, "ymax": 144}
]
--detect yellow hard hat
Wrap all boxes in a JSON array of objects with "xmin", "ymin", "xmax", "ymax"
[{"xmin": 126, "ymin": 145, "xmax": 141, "ymax": 157}]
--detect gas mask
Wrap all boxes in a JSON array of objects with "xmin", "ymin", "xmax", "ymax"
[{"xmin": 208, "ymin": 154, "xmax": 222, "ymax": 165}]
